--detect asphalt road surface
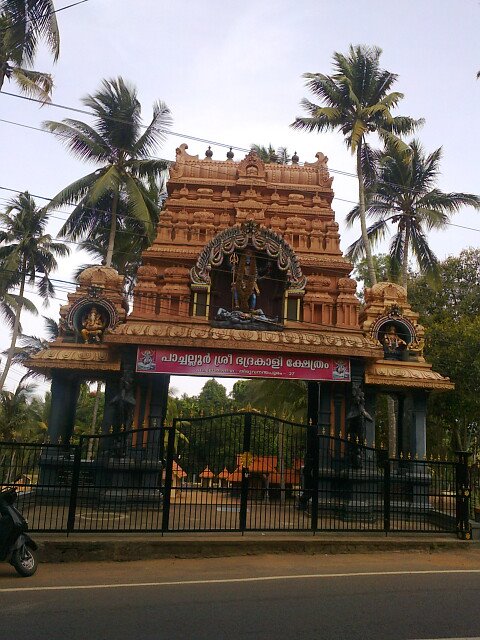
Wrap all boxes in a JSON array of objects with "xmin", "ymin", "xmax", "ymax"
[{"xmin": 2, "ymin": 551, "xmax": 480, "ymax": 640}]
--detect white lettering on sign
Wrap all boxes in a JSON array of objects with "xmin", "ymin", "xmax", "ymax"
[{"xmin": 286, "ymin": 358, "xmax": 330, "ymax": 371}]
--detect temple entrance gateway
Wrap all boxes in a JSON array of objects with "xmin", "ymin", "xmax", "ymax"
[{"xmin": 22, "ymin": 145, "xmax": 465, "ymax": 536}]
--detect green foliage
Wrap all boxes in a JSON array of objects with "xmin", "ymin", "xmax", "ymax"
[
  {"xmin": 72, "ymin": 183, "xmax": 166, "ymax": 296},
  {"xmin": 230, "ymin": 380, "xmax": 250, "ymax": 408},
  {"xmin": 0, "ymin": 376, "xmax": 46, "ymax": 441},
  {"xmin": 292, "ymin": 44, "xmax": 421, "ymax": 286},
  {"xmin": 250, "ymin": 144, "xmax": 292, "ymax": 164},
  {"xmin": 0, "ymin": 193, "xmax": 68, "ymax": 390},
  {"xmin": 347, "ymin": 141, "xmax": 480, "ymax": 287},
  {"xmin": 353, "ymin": 253, "xmax": 400, "ymax": 297},
  {"xmin": 409, "ymin": 249, "xmax": 480, "ymax": 452},
  {"xmin": 246, "ymin": 379, "xmax": 307, "ymax": 422},
  {"xmin": 44, "ymin": 77, "xmax": 171, "ymax": 267},
  {"xmin": 0, "ymin": 0, "xmax": 57, "ymax": 98},
  {"xmin": 73, "ymin": 384, "xmax": 104, "ymax": 435}
]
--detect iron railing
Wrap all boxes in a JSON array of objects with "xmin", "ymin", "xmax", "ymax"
[{"xmin": 0, "ymin": 413, "xmax": 470, "ymax": 537}]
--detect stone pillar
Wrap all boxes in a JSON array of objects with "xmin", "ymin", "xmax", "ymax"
[
  {"xmin": 47, "ymin": 371, "xmax": 80, "ymax": 443},
  {"xmin": 364, "ymin": 389, "xmax": 376, "ymax": 448},
  {"xmin": 101, "ymin": 377, "xmax": 121, "ymax": 434},
  {"xmin": 148, "ymin": 374, "xmax": 170, "ymax": 429},
  {"xmin": 300, "ymin": 382, "xmax": 321, "ymax": 508},
  {"xmin": 409, "ymin": 391, "xmax": 427, "ymax": 460},
  {"xmin": 397, "ymin": 394, "xmax": 407, "ymax": 456},
  {"xmin": 307, "ymin": 380, "xmax": 319, "ymax": 427},
  {"xmin": 318, "ymin": 382, "xmax": 332, "ymax": 433},
  {"xmin": 145, "ymin": 374, "xmax": 170, "ymax": 454}
]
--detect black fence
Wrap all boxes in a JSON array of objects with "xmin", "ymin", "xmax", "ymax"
[{"xmin": 0, "ymin": 412, "xmax": 471, "ymax": 537}]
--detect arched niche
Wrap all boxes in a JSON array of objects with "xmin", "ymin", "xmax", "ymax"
[
  {"xmin": 190, "ymin": 222, "xmax": 306, "ymax": 322},
  {"xmin": 371, "ymin": 316, "xmax": 416, "ymax": 361},
  {"xmin": 66, "ymin": 297, "xmax": 119, "ymax": 343}
]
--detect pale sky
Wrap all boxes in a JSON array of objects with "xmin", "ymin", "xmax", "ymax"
[{"xmin": 0, "ymin": 0, "xmax": 478, "ymax": 396}]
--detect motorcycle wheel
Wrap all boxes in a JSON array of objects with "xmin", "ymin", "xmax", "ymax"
[{"xmin": 11, "ymin": 545, "xmax": 38, "ymax": 577}]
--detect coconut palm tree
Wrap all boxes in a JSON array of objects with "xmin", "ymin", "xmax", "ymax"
[
  {"xmin": 250, "ymin": 144, "xmax": 292, "ymax": 164},
  {"xmin": 1, "ymin": 0, "xmax": 59, "ymax": 56},
  {"xmin": 3, "ymin": 316, "xmax": 57, "ymax": 376},
  {"xmin": 68, "ymin": 179, "xmax": 166, "ymax": 296},
  {"xmin": 0, "ymin": 374, "xmax": 39, "ymax": 440},
  {"xmin": 0, "ymin": 192, "xmax": 69, "ymax": 390},
  {"xmin": 248, "ymin": 379, "xmax": 307, "ymax": 423},
  {"xmin": 346, "ymin": 140, "xmax": 480, "ymax": 288},
  {"xmin": 0, "ymin": 0, "xmax": 58, "ymax": 98},
  {"xmin": 43, "ymin": 77, "xmax": 172, "ymax": 267},
  {"xmin": 291, "ymin": 44, "xmax": 422, "ymax": 285}
]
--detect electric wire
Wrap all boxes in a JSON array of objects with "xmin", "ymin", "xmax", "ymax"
[
  {"xmin": 0, "ymin": 0, "xmax": 91, "ymax": 33},
  {"xmin": 0, "ymin": 112, "xmax": 477, "ymax": 210},
  {"xmin": 0, "ymin": 90, "xmax": 254, "ymax": 153}
]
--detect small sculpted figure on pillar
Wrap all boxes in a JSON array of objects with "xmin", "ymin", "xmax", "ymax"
[
  {"xmin": 110, "ymin": 371, "xmax": 136, "ymax": 431},
  {"xmin": 347, "ymin": 382, "xmax": 373, "ymax": 468}
]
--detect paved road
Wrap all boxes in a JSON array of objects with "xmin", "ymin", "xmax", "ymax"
[{"xmin": 2, "ymin": 552, "xmax": 480, "ymax": 640}]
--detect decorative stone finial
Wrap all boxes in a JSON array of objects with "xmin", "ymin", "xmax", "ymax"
[
  {"xmin": 292, "ymin": 151, "xmax": 299, "ymax": 165},
  {"xmin": 226, "ymin": 147, "xmax": 234, "ymax": 160},
  {"xmin": 205, "ymin": 146, "xmax": 213, "ymax": 159}
]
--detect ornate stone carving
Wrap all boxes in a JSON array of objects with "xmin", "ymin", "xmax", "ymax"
[
  {"xmin": 27, "ymin": 344, "xmax": 121, "ymax": 372},
  {"xmin": 107, "ymin": 321, "xmax": 381, "ymax": 357},
  {"xmin": 237, "ymin": 151, "xmax": 266, "ymax": 180},
  {"xmin": 190, "ymin": 221, "xmax": 307, "ymax": 291},
  {"xmin": 360, "ymin": 281, "xmax": 425, "ymax": 360},
  {"xmin": 365, "ymin": 361, "xmax": 454, "ymax": 390},
  {"xmin": 338, "ymin": 277, "xmax": 357, "ymax": 292},
  {"xmin": 59, "ymin": 266, "xmax": 127, "ymax": 343}
]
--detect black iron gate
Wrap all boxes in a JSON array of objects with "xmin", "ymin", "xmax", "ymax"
[
  {"xmin": 0, "ymin": 412, "xmax": 470, "ymax": 536},
  {"xmin": 164, "ymin": 412, "xmax": 309, "ymax": 532}
]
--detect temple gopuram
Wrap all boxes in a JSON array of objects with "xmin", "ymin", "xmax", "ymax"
[{"xmin": 29, "ymin": 144, "xmax": 453, "ymax": 457}]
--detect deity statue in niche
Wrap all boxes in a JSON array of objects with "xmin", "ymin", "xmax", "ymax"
[
  {"xmin": 381, "ymin": 324, "xmax": 408, "ymax": 359},
  {"xmin": 231, "ymin": 248, "xmax": 261, "ymax": 313},
  {"xmin": 212, "ymin": 246, "xmax": 283, "ymax": 331},
  {"xmin": 80, "ymin": 306, "xmax": 107, "ymax": 344}
]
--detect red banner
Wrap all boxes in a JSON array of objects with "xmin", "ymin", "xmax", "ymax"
[{"xmin": 136, "ymin": 347, "xmax": 350, "ymax": 381}]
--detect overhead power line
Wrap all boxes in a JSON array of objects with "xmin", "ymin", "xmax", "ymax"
[
  {"xmin": 0, "ymin": 90, "xmax": 254, "ymax": 153},
  {"xmin": 0, "ymin": 90, "xmax": 360, "ymax": 177},
  {"xmin": 0, "ymin": 0, "xmax": 90, "ymax": 33}
]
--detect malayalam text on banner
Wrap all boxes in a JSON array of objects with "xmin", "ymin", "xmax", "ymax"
[{"xmin": 136, "ymin": 347, "xmax": 350, "ymax": 381}]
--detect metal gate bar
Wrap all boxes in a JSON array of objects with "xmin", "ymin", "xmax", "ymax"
[{"xmin": 0, "ymin": 414, "xmax": 471, "ymax": 536}]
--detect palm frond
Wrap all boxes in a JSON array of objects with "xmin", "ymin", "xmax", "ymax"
[
  {"xmin": 42, "ymin": 120, "xmax": 111, "ymax": 163},
  {"xmin": 11, "ymin": 66, "xmax": 53, "ymax": 102}
]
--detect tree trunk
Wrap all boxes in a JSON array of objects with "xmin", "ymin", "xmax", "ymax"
[
  {"xmin": 401, "ymin": 224, "xmax": 410, "ymax": 290},
  {"xmin": 87, "ymin": 381, "xmax": 102, "ymax": 460},
  {"xmin": 356, "ymin": 142, "xmax": 377, "ymax": 286},
  {"xmin": 105, "ymin": 190, "xmax": 119, "ymax": 268},
  {"xmin": 387, "ymin": 395, "xmax": 397, "ymax": 458},
  {"xmin": 91, "ymin": 381, "xmax": 102, "ymax": 431},
  {"xmin": 0, "ymin": 267, "xmax": 26, "ymax": 391}
]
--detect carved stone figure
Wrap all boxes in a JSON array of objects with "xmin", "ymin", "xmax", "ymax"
[
  {"xmin": 110, "ymin": 371, "xmax": 136, "ymax": 431},
  {"xmin": 231, "ymin": 248, "xmax": 260, "ymax": 312},
  {"xmin": 80, "ymin": 306, "xmax": 107, "ymax": 344},
  {"xmin": 382, "ymin": 324, "xmax": 407, "ymax": 359},
  {"xmin": 346, "ymin": 382, "xmax": 373, "ymax": 468}
]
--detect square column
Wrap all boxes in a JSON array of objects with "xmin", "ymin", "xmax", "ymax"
[
  {"xmin": 410, "ymin": 391, "xmax": 427, "ymax": 460},
  {"xmin": 48, "ymin": 371, "xmax": 80, "ymax": 443}
]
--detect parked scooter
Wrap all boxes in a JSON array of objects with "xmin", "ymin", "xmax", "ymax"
[{"xmin": 0, "ymin": 488, "xmax": 38, "ymax": 576}]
